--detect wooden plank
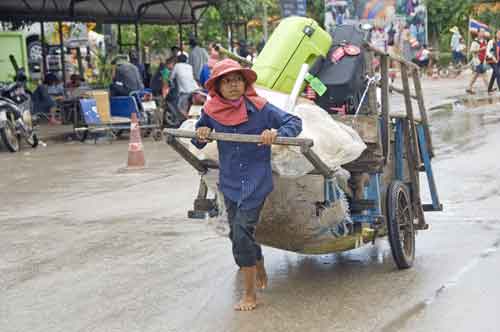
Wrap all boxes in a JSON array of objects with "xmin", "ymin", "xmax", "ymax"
[
  {"xmin": 411, "ymin": 68, "xmax": 435, "ymax": 158},
  {"xmin": 364, "ymin": 50, "xmax": 378, "ymax": 114},
  {"xmin": 400, "ymin": 64, "xmax": 426, "ymax": 227},
  {"xmin": 165, "ymin": 135, "xmax": 208, "ymax": 173},
  {"xmin": 300, "ymin": 146, "xmax": 334, "ymax": 178},
  {"xmin": 380, "ymin": 55, "xmax": 390, "ymax": 164},
  {"xmin": 333, "ymin": 115, "xmax": 379, "ymax": 144},
  {"xmin": 400, "ymin": 64, "xmax": 422, "ymax": 163},
  {"xmin": 388, "ymin": 84, "xmax": 419, "ymax": 100},
  {"xmin": 365, "ymin": 43, "xmax": 419, "ymax": 70},
  {"xmin": 402, "ymin": 115, "xmax": 426, "ymax": 228},
  {"xmin": 164, "ymin": 129, "xmax": 314, "ymax": 148}
]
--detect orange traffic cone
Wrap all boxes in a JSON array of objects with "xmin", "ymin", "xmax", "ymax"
[{"xmin": 127, "ymin": 112, "xmax": 145, "ymax": 169}]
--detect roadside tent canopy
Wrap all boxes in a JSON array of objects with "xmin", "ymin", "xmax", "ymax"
[{"xmin": 0, "ymin": 0, "xmax": 217, "ymax": 24}]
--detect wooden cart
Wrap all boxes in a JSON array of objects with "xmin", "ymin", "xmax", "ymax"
[{"xmin": 164, "ymin": 45, "xmax": 442, "ymax": 270}]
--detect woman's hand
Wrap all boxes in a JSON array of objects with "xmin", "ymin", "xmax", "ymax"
[
  {"xmin": 196, "ymin": 127, "xmax": 212, "ymax": 143},
  {"xmin": 259, "ymin": 129, "xmax": 278, "ymax": 146}
]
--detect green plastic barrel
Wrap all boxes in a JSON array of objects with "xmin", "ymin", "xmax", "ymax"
[{"xmin": 252, "ymin": 17, "xmax": 331, "ymax": 94}]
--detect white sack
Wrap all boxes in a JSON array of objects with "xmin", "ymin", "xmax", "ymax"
[
  {"xmin": 179, "ymin": 119, "xmax": 219, "ymax": 162},
  {"xmin": 272, "ymin": 103, "xmax": 366, "ymax": 177},
  {"xmin": 179, "ymin": 94, "xmax": 366, "ymax": 177}
]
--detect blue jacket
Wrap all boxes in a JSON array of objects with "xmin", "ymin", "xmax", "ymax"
[{"xmin": 192, "ymin": 100, "xmax": 302, "ymax": 209}]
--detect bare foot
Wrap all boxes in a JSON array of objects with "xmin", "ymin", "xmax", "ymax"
[
  {"xmin": 234, "ymin": 294, "xmax": 257, "ymax": 311},
  {"xmin": 256, "ymin": 260, "xmax": 268, "ymax": 289}
]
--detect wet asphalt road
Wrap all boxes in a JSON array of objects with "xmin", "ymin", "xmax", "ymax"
[{"xmin": 1, "ymin": 104, "xmax": 500, "ymax": 332}]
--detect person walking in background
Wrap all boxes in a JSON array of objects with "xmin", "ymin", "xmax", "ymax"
[
  {"xmin": 466, "ymin": 30, "xmax": 489, "ymax": 95},
  {"xmin": 487, "ymin": 31, "xmax": 500, "ymax": 94},
  {"xmin": 450, "ymin": 26, "xmax": 463, "ymax": 66},
  {"xmin": 170, "ymin": 54, "xmax": 199, "ymax": 116},
  {"xmin": 188, "ymin": 36, "xmax": 209, "ymax": 84}
]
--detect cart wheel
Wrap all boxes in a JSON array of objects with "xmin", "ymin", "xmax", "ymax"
[
  {"xmin": 386, "ymin": 181, "xmax": 415, "ymax": 269},
  {"xmin": 74, "ymin": 126, "xmax": 88, "ymax": 142},
  {"xmin": 152, "ymin": 129, "xmax": 162, "ymax": 141},
  {"xmin": 0, "ymin": 120, "xmax": 20, "ymax": 152}
]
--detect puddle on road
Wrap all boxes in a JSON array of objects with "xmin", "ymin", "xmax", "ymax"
[{"xmin": 430, "ymin": 104, "xmax": 500, "ymax": 158}]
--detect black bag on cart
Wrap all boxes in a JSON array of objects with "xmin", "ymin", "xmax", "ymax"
[{"xmin": 310, "ymin": 25, "xmax": 368, "ymax": 114}]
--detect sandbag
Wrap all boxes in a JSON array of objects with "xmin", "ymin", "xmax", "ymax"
[{"xmin": 201, "ymin": 169, "xmax": 353, "ymax": 254}]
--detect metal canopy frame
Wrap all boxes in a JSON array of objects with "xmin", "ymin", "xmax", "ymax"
[
  {"xmin": 0, "ymin": 0, "xmax": 217, "ymax": 25},
  {"xmin": 1, "ymin": 0, "xmax": 217, "ymax": 82}
]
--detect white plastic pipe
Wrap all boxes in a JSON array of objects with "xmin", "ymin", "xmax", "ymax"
[{"xmin": 285, "ymin": 63, "xmax": 310, "ymax": 113}]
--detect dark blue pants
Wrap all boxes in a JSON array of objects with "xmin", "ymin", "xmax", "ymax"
[
  {"xmin": 225, "ymin": 198, "xmax": 263, "ymax": 267},
  {"xmin": 488, "ymin": 63, "xmax": 500, "ymax": 92}
]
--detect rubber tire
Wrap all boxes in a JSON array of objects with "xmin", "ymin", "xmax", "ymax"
[
  {"xmin": 26, "ymin": 133, "xmax": 39, "ymax": 148},
  {"xmin": 163, "ymin": 104, "xmax": 182, "ymax": 128},
  {"xmin": 0, "ymin": 120, "xmax": 20, "ymax": 152},
  {"xmin": 386, "ymin": 181, "xmax": 415, "ymax": 269},
  {"xmin": 74, "ymin": 126, "xmax": 88, "ymax": 142}
]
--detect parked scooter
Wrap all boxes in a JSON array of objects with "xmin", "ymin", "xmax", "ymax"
[
  {"xmin": 0, "ymin": 55, "xmax": 38, "ymax": 152},
  {"xmin": 162, "ymin": 79, "xmax": 207, "ymax": 128}
]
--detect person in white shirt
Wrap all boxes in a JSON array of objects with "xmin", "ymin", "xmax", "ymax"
[
  {"xmin": 169, "ymin": 54, "xmax": 200, "ymax": 116},
  {"xmin": 466, "ymin": 30, "xmax": 489, "ymax": 94},
  {"xmin": 450, "ymin": 26, "xmax": 462, "ymax": 65},
  {"xmin": 170, "ymin": 54, "xmax": 199, "ymax": 94}
]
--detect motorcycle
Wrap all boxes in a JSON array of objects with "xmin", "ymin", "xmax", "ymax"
[
  {"xmin": 162, "ymin": 79, "xmax": 207, "ymax": 128},
  {"xmin": 0, "ymin": 55, "xmax": 39, "ymax": 152}
]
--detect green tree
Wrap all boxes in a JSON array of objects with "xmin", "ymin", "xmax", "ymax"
[
  {"xmin": 198, "ymin": 7, "xmax": 224, "ymax": 46},
  {"xmin": 425, "ymin": 0, "xmax": 473, "ymax": 50},
  {"xmin": 307, "ymin": 0, "xmax": 326, "ymax": 28}
]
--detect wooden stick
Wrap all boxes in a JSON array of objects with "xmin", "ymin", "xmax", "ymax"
[
  {"xmin": 165, "ymin": 135, "xmax": 208, "ymax": 173},
  {"xmin": 365, "ymin": 43, "xmax": 420, "ymax": 70},
  {"xmin": 214, "ymin": 44, "xmax": 253, "ymax": 67},
  {"xmin": 387, "ymin": 84, "xmax": 419, "ymax": 100},
  {"xmin": 400, "ymin": 64, "xmax": 426, "ymax": 228},
  {"xmin": 364, "ymin": 50, "xmax": 378, "ymax": 114},
  {"xmin": 300, "ymin": 145, "xmax": 334, "ymax": 179},
  {"xmin": 411, "ymin": 68, "xmax": 434, "ymax": 158},
  {"xmin": 380, "ymin": 55, "xmax": 390, "ymax": 164},
  {"xmin": 164, "ymin": 129, "xmax": 314, "ymax": 148}
]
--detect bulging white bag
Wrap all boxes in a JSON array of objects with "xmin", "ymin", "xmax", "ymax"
[{"xmin": 272, "ymin": 103, "xmax": 366, "ymax": 177}]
